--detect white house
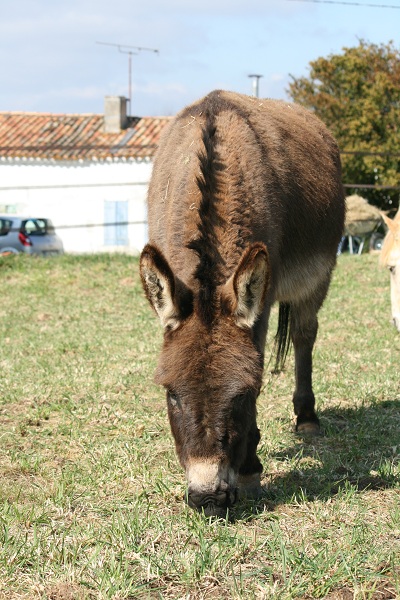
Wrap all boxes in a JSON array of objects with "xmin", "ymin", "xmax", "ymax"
[{"xmin": 0, "ymin": 96, "xmax": 171, "ymax": 254}]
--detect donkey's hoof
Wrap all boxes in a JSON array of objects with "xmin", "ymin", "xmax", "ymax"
[{"xmin": 296, "ymin": 421, "xmax": 321, "ymax": 435}]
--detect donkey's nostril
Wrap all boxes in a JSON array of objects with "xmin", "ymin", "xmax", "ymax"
[{"xmin": 186, "ymin": 488, "xmax": 237, "ymax": 517}]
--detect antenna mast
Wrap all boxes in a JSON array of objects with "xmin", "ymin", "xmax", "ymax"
[
  {"xmin": 97, "ymin": 42, "xmax": 159, "ymax": 113},
  {"xmin": 248, "ymin": 74, "xmax": 263, "ymax": 98}
]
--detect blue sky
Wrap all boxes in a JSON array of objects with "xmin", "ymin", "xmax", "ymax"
[{"xmin": 1, "ymin": 0, "xmax": 399, "ymax": 117}]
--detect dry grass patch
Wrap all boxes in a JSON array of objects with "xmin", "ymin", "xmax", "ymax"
[{"xmin": 0, "ymin": 253, "xmax": 399, "ymax": 599}]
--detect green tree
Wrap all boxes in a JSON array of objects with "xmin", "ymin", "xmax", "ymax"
[{"xmin": 288, "ymin": 40, "xmax": 400, "ymax": 211}]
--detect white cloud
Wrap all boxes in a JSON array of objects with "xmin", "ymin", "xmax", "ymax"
[{"xmin": 270, "ymin": 73, "xmax": 285, "ymax": 83}]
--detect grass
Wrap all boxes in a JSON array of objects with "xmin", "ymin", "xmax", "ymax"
[{"xmin": 0, "ymin": 252, "xmax": 399, "ymax": 599}]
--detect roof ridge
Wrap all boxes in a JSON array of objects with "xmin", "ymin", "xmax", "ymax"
[
  {"xmin": 0, "ymin": 110, "xmax": 101, "ymax": 117},
  {"xmin": 0, "ymin": 111, "xmax": 173, "ymax": 119}
]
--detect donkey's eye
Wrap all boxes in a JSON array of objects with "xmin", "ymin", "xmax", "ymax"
[
  {"xmin": 167, "ymin": 390, "xmax": 181, "ymax": 409},
  {"xmin": 389, "ymin": 265, "xmax": 396, "ymax": 274}
]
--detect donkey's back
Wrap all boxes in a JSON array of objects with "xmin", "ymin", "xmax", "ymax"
[
  {"xmin": 147, "ymin": 90, "xmax": 344, "ymax": 300},
  {"xmin": 141, "ymin": 91, "xmax": 345, "ymax": 517}
]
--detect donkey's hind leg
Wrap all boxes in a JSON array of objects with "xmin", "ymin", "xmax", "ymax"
[{"xmin": 290, "ymin": 297, "xmax": 324, "ymax": 434}]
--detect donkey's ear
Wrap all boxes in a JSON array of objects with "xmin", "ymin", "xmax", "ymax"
[
  {"xmin": 381, "ymin": 212, "xmax": 396, "ymax": 233},
  {"xmin": 222, "ymin": 243, "xmax": 270, "ymax": 329},
  {"xmin": 140, "ymin": 244, "xmax": 191, "ymax": 331}
]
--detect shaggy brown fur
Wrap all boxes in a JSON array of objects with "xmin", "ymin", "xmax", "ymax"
[{"xmin": 140, "ymin": 90, "xmax": 345, "ymax": 517}]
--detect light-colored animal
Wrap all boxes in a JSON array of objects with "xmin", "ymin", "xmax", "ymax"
[
  {"xmin": 380, "ymin": 209, "xmax": 400, "ymax": 331},
  {"xmin": 140, "ymin": 90, "xmax": 345, "ymax": 517}
]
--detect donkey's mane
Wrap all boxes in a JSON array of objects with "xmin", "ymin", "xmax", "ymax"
[{"xmin": 187, "ymin": 110, "xmax": 226, "ymax": 326}]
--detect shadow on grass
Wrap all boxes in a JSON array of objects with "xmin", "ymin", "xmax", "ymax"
[{"xmin": 234, "ymin": 398, "xmax": 400, "ymax": 520}]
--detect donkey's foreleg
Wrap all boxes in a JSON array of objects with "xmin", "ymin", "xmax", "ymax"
[
  {"xmin": 290, "ymin": 304, "xmax": 320, "ymax": 434},
  {"xmin": 237, "ymin": 423, "xmax": 263, "ymax": 499}
]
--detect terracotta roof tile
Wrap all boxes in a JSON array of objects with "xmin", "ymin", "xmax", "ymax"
[{"xmin": 0, "ymin": 111, "xmax": 172, "ymax": 161}]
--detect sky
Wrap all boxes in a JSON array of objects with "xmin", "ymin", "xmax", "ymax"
[{"xmin": 1, "ymin": 0, "xmax": 399, "ymax": 118}]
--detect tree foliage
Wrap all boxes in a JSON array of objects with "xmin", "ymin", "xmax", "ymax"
[{"xmin": 288, "ymin": 40, "xmax": 400, "ymax": 211}]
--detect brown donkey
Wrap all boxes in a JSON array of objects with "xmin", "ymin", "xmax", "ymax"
[{"xmin": 140, "ymin": 90, "xmax": 345, "ymax": 517}]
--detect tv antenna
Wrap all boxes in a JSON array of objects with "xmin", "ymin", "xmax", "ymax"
[
  {"xmin": 248, "ymin": 74, "xmax": 263, "ymax": 98},
  {"xmin": 97, "ymin": 42, "xmax": 159, "ymax": 112}
]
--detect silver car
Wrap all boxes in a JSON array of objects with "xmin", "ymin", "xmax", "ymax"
[{"xmin": 0, "ymin": 215, "xmax": 64, "ymax": 256}]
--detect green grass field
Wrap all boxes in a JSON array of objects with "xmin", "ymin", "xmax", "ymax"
[{"xmin": 0, "ymin": 253, "xmax": 399, "ymax": 599}]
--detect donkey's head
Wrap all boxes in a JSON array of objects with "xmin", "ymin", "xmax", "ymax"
[
  {"xmin": 140, "ymin": 242, "xmax": 270, "ymax": 516},
  {"xmin": 381, "ymin": 211, "xmax": 400, "ymax": 332}
]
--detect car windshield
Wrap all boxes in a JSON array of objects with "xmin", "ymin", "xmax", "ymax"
[
  {"xmin": 0, "ymin": 218, "xmax": 12, "ymax": 236},
  {"xmin": 22, "ymin": 218, "xmax": 54, "ymax": 236}
]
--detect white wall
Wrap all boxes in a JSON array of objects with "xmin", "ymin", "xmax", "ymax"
[{"xmin": 0, "ymin": 158, "xmax": 152, "ymax": 254}]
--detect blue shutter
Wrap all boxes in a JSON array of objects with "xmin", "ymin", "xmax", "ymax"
[{"xmin": 104, "ymin": 201, "xmax": 128, "ymax": 246}]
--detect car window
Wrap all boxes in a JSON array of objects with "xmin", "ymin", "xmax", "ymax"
[
  {"xmin": 22, "ymin": 218, "xmax": 50, "ymax": 236},
  {"xmin": 0, "ymin": 218, "xmax": 12, "ymax": 236}
]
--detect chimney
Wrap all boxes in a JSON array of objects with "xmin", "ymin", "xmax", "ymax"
[{"xmin": 104, "ymin": 96, "xmax": 128, "ymax": 133}]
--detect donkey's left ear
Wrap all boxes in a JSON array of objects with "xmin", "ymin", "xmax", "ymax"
[
  {"xmin": 381, "ymin": 212, "xmax": 396, "ymax": 233},
  {"xmin": 222, "ymin": 242, "xmax": 270, "ymax": 328},
  {"xmin": 140, "ymin": 244, "xmax": 192, "ymax": 331}
]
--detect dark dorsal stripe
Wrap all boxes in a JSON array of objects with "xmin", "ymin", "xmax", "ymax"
[{"xmin": 186, "ymin": 109, "xmax": 226, "ymax": 326}]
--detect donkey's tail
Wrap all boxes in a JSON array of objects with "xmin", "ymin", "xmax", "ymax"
[{"xmin": 273, "ymin": 302, "xmax": 292, "ymax": 373}]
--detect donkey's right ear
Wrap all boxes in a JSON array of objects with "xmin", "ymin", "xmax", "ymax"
[{"xmin": 140, "ymin": 244, "xmax": 192, "ymax": 331}]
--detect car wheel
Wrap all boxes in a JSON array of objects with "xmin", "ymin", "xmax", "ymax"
[
  {"xmin": 0, "ymin": 248, "xmax": 19, "ymax": 256},
  {"xmin": 369, "ymin": 233, "xmax": 384, "ymax": 252}
]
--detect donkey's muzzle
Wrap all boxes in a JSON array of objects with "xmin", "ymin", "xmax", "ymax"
[{"xmin": 186, "ymin": 488, "xmax": 238, "ymax": 517}]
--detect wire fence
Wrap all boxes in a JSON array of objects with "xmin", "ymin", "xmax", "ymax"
[
  {"xmin": 1, "ymin": 182, "xmax": 399, "ymax": 238},
  {"xmin": 0, "ymin": 220, "xmax": 147, "ymax": 235},
  {"xmin": 54, "ymin": 221, "xmax": 147, "ymax": 230},
  {"xmin": 343, "ymin": 184, "xmax": 400, "ymax": 190}
]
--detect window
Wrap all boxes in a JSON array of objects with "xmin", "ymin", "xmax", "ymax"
[
  {"xmin": 0, "ymin": 218, "xmax": 12, "ymax": 236},
  {"xmin": 22, "ymin": 218, "xmax": 51, "ymax": 236},
  {"xmin": 0, "ymin": 219, "xmax": 11, "ymax": 236},
  {"xmin": 104, "ymin": 201, "xmax": 129, "ymax": 246}
]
